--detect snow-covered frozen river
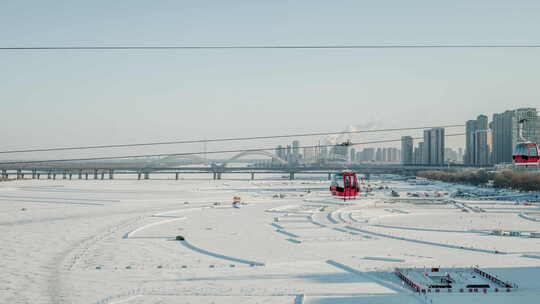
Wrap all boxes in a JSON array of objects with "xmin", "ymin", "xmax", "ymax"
[{"xmin": 2, "ymin": 175, "xmax": 540, "ymax": 303}]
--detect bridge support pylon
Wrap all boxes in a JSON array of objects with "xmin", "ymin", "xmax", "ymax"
[
  {"xmin": 289, "ymin": 172, "xmax": 295, "ymax": 180},
  {"xmin": 175, "ymin": 173, "xmax": 179, "ymax": 180}
]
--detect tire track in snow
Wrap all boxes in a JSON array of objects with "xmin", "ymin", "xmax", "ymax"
[
  {"xmin": 179, "ymin": 240, "xmax": 265, "ymax": 266},
  {"xmin": 123, "ymin": 217, "xmax": 186, "ymax": 239},
  {"xmin": 344, "ymin": 225, "xmax": 505, "ymax": 254}
]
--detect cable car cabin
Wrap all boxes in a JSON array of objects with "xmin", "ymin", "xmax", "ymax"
[
  {"xmin": 513, "ymin": 143, "xmax": 540, "ymax": 166},
  {"xmin": 330, "ymin": 171, "xmax": 359, "ymax": 199}
]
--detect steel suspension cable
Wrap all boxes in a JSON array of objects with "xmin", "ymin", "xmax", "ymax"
[
  {"xmin": 0, "ymin": 124, "xmax": 464, "ymax": 155},
  {"xmin": 0, "ymin": 133, "xmax": 465, "ymax": 166}
]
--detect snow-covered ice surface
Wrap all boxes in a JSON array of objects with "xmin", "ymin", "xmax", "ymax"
[{"xmin": 2, "ymin": 175, "xmax": 540, "ymax": 303}]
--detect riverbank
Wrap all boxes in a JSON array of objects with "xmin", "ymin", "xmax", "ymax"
[{"xmin": 417, "ymin": 170, "xmax": 540, "ymax": 192}]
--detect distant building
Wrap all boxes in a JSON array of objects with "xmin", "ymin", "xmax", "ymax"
[
  {"xmin": 319, "ymin": 146, "xmax": 328, "ymax": 161},
  {"xmin": 375, "ymin": 148, "xmax": 383, "ymax": 162},
  {"xmin": 350, "ymin": 148, "xmax": 356, "ymax": 163},
  {"xmin": 275, "ymin": 145, "xmax": 286, "ymax": 160},
  {"xmin": 292, "ymin": 140, "xmax": 300, "ymax": 160},
  {"xmin": 491, "ymin": 110, "xmax": 513, "ymax": 164},
  {"xmin": 361, "ymin": 148, "xmax": 375, "ymax": 162},
  {"xmin": 413, "ymin": 147, "xmax": 420, "ymax": 164},
  {"xmin": 355, "ymin": 151, "xmax": 361, "ymax": 162},
  {"xmin": 465, "ymin": 116, "xmax": 490, "ymax": 166},
  {"xmin": 415, "ymin": 142, "xmax": 424, "ymax": 164},
  {"xmin": 388, "ymin": 147, "xmax": 400, "ymax": 163},
  {"xmin": 331, "ymin": 145, "xmax": 348, "ymax": 161},
  {"xmin": 286, "ymin": 145, "xmax": 292, "ymax": 161},
  {"xmin": 465, "ymin": 120, "xmax": 477, "ymax": 166},
  {"xmin": 303, "ymin": 147, "xmax": 315, "ymax": 162},
  {"xmin": 423, "ymin": 128, "xmax": 445, "ymax": 165},
  {"xmin": 401, "ymin": 136, "xmax": 414, "ymax": 165},
  {"xmin": 445, "ymin": 148, "xmax": 459, "ymax": 163},
  {"xmin": 367, "ymin": 147, "xmax": 401, "ymax": 163},
  {"xmin": 474, "ymin": 115, "xmax": 490, "ymax": 166}
]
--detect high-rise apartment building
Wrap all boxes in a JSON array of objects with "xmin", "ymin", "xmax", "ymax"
[
  {"xmin": 465, "ymin": 120, "xmax": 477, "ymax": 165},
  {"xmin": 423, "ymin": 128, "xmax": 445, "ymax": 165},
  {"xmin": 415, "ymin": 142, "xmax": 424, "ymax": 164},
  {"xmin": 375, "ymin": 148, "xmax": 383, "ymax": 162},
  {"xmin": 491, "ymin": 110, "xmax": 515, "ymax": 164},
  {"xmin": 362, "ymin": 148, "xmax": 375, "ymax": 162},
  {"xmin": 465, "ymin": 115, "xmax": 490, "ymax": 166},
  {"xmin": 392, "ymin": 148, "xmax": 401, "ymax": 162},
  {"xmin": 275, "ymin": 145, "xmax": 286, "ymax": 160},
  {"xmin": 474, "ymin": 115, "xmax": 490, "ymax": 166},
  {"xmin": 292, "ymin": 140, "xmax": 300, "ymax": 161},
  {"xmin": 286, "ymin": 145, "xmax": 292, "ymax": 161},
  {"xmin": 401, "ymin": 136, "xmax": 414, "ymax": 165}
]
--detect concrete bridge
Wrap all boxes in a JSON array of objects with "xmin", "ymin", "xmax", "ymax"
[{"xmin": 0, "ymin": 163, "xmax": 489, "ymax": 181}]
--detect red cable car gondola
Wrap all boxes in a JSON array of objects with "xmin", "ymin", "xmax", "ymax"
[
  {"xmin": 513, "ymin": 143, "xmax": 539, "ymax": 166},
  {"xmin": 330, "ymin": 170, "xmax": 360, "ymax": 200},
  {"xmin": 513, "ymin": 119, "xmax": 540, "ymax": 167}
]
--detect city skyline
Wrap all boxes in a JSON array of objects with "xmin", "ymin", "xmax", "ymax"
[{"xmin": 466, "ymin": 107, "xmax": 539, "ymax": 166}]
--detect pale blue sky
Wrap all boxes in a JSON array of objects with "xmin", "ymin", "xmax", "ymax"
[{"xmin": 1, "ymin": 1, "xmax": 539, "ymax": 159}]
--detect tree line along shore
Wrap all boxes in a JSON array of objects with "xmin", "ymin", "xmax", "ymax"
[{"xmin": 417, "ymin": 170, "xmax": 540, "ymax": 192}]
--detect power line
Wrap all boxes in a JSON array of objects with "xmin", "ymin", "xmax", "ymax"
[
  {"xmin": 0, "ymin": 133, "xmax": 465, "ymax": 166},
  {"xmin": 1, "ymin": 44, "xmax": 540, "ymax": 51},
  {"xmin": 0, "ymin": 124, "xmax": 464, "ymax": 155}
]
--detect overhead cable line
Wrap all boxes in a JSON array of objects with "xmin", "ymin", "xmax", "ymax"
[
  {"xmin": 1, "ymin": 44, "xmax": 540, "ymax": 51},
  {"xmin": 0, "ymin": 133, "xmax": 465, "ymax": 166},
  {"xmin": 0, "ymin": 124, "xmax": 464, "ymax": 155}
]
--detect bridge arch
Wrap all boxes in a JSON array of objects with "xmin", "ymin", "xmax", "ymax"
[
  {"xmin": 147, "ymin": 154, "xmax": 208, "ymax": 167},
  {"xmin": 223, "ymin": 151, "xmax": 287, "ymax": 166}
]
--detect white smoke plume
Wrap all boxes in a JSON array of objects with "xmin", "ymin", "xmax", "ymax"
[{"xmin": 323, "ymin": 121, "xmax": 382, "ymax": 145}]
